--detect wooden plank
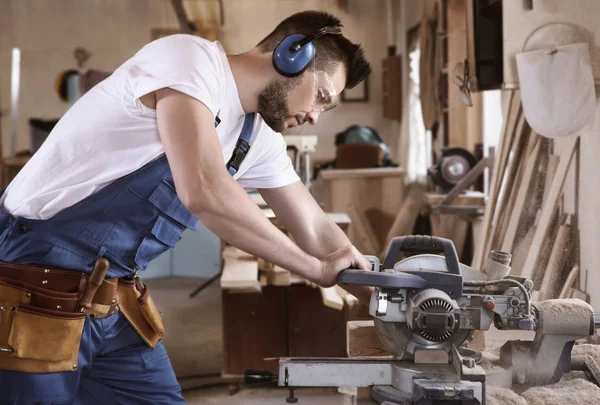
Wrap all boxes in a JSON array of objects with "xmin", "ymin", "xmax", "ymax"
[
  {"xmin": 559, "ymin": 265, "xmax": 580, "ymax": 299},
  {"xmin": 521, "ymin": 136, "xmax": 578, "ymax": 278},
  {"xmin": 346, "ymin": 320, "xmax": 391, "ymax": 358},
  {"xmin": 220, "ymin": 258, "xmax": 261, "ymax": 292},
  {"xmin": 494, "ymin": 131, "xmax": 537, "ymax": 248},
  {"xmin": 543, "ymin": 155, "xmax": 560, "ymax": 203},
  {"xmin": 473, "ymin": 91, "xmax": 520, "ymax": 268},
  {"xmin": 320, "ymin": 167, "xmax": 406, "ymax": 180},
  {"xmin": 381, "ymin": 195, "xmax": 422, "ymax": 257},
  {"xmin": 537, "ymin": 222, "xmax": 570, "ymax": 300},
  {"xmin": 347, "ymin": 204, "xmax": 381, "ymax": 255},
  {"xmin": 222, "ymin": 246, "xmax": 255, "ymax": 261},
  {"xmin": 257, "ymin": 258, "xmax": 274, "ymax": 272},
  {"xmin": 267, "ymin": 265, "xmax": 291, "ymax": 287},
  {"xmin": 570, "ymin": 288, "xmax": 589, "ymax": 301},
  {"xmin": 320, "ymin": 286, "xmax": 345, "ymax": 311},
  {"xmin": 501, "ymin": 141, "xmax": 543, "ymax": 253},
  {"xmin": 511, "ymin": 222, "xmax": 535, "ymax": 276},
  {"xmin": 447, "ymin": 0, "xmax": 468, "ymax": 149},
  {"xmin": 439, "ymin": 157, "xmax": 492, "ymax": 206},
  {"xmin": 491, "ymin": 113, "xmax": 528, "ymax": 233}
]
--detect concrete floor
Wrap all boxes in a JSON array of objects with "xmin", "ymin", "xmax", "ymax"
[{"xmin": 145, "ymin": 277, "xmax": 535, "ymax": 404}]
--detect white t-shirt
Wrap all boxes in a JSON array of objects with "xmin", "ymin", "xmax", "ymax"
[{"xmin": 0, "ymin": 35, "xmax": 299, "ymax": 220}]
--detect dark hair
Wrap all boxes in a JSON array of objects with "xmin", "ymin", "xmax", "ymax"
[{"xmin": 257, "ymin": 11, "xmax": 371, "ymax": 89}]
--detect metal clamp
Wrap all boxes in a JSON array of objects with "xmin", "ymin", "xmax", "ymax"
[{"xmin": 376, "ymin": 291, "xmax": 389, "ymax": 316}]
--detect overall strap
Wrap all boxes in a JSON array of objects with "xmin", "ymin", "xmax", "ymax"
[{"xmin": 226, "ymin": 113, "xmax": 256, "ymax": 176}]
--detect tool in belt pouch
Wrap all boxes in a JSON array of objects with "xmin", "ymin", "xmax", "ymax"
[
  {"xmin": 117, "ymin": 276, "xmax": 165, "ymax": 348},
  {"xmin": 0, "ymin": 263, "xmax": 95, "ymax": 373},
  {"xmin": 0, "ymin": 258, "xmax": 164, "ymax": 373}
]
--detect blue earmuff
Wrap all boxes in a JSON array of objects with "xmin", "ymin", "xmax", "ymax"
[
  {"xmin": 272, "ymin": 34, "xmax": 315, "ymax": 77},
  {"xmin": 272, "ymin": 26, "xmax": 343, "ymax": 77}
]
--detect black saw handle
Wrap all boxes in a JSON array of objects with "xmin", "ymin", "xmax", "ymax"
[
  {"xmin": 382, "ymin": 235, "xmax": 461, "ymax": 275},
  {"xmin": 337, "ymin": 269, "xmax": 428, "ymax": 289},
  {"xmin": 336, "ymin": 254, "xmax": 428, "ymax": 289}
]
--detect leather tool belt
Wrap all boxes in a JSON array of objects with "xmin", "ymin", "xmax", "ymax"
[{"xmin": 0, "ymin": 260, "xmax": 164, "ymax": 373}]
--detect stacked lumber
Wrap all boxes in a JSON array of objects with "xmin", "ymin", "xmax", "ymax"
[
  {"xmin": 220, "ymin": 246, "xmax": 359, "ymax": 311},
  {"xmin": 472, "ymin": 90, "xmax": 581, "ymax": 300}
]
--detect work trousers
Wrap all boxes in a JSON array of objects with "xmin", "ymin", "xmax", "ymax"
[{"xmin": 0, "ymin": 311, "xmax": 185, "ymax": 404}]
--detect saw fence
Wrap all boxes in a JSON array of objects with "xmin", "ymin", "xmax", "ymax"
[{"xmin": 472, "ymin": 90, "xmax": 584, "ymax": 302}]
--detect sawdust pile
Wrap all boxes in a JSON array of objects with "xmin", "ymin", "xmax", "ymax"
[
  {"xmin": 572, "ymin": 343, "xmax": 600, "ymax": 365},
  {"xmin": 535, "ymin": 299, "xmax": 594, "ymax": 335},
  {"xmin": 482, "ymin": 344, "xmax": 600, "ymax": 404},
  {"xmin": 521, "ymin": 378, "xmax": 600, "ymax": 405},
  {"xmin": 487, "ymin": 385, "xmax": 527, "ymax": 405},
  {"xmin": 478, "ymin": 352, "xmax": 504, "ymax": 372}
]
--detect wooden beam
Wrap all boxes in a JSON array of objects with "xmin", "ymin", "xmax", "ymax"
[
  {"xmin": 347, "ymin": 204, "xmax": 381, "ymax": 255},
  {"xmin": 266, "ymin": 265, "xmax": 291, "ymax": 287},
  {"xmin": 559, "ymin": 265, "xmax": 580, "ymax": 299},
  {"xmin": 381, "ymin": 194, "xmax": 422, "ymax": 257},
  {"xmin": 320, "ymin": 286, "xmax": 345, "ymax": 311},
  {"xmin": 473, "ymin": 91, "xmax": 520, "ymax": 269},
  {"xmin": 521, "ymin": 136, "xmax": 578, "ymax": 279},
  {"xmin": 447, "ymin": 0, "xmax": 468, "ymax": 149},
  {"xmin": 220, "ymin": 258, "xmax": 261, "ymax": 292},
  {"xmin": 569, "ymin": 288, "xmax": 589, "ymax": 301},
  {"xmin": 346, "ymin": 320, "xmax": 391, "ymax": 358},
  {"xmin": 501, "ymin": 141, "xmax": 543, "ymax": 253},
  {"xmin": 537, "ymin": 221, "xmax": 570, "ymax": 300},
  {"xmin": 543, "ymin": 155, "xmax": 560, "ymax": 203},
  {"xmin": 223, "ymin": 246, "xmax": 255, "ymax": 261}
]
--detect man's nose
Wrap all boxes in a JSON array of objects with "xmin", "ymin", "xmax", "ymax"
[{"xmin": 306, "ymin": 111, "xmax": 320, "ymax": 125}]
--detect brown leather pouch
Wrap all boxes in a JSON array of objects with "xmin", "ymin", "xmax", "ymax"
[
  {"xmin": 117, "ymin": 278, "xmax": 164, "ymax": 348},
  {"xmin": 0, "ymin": 301, "xmax": 85, "ymax": 373}
]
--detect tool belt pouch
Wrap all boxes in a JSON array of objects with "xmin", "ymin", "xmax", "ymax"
[
  {"xmin": 0, "ymin": 283, "xmax": 85, "ymax": 373},
  {"xmin": 117, "ymin": 278, "xmax": 164, "ymax": 348}
]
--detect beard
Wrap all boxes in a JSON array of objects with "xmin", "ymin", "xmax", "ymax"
[{"xmin": 257, "ymin": 77, "xmax": 300, "ymax": 133}]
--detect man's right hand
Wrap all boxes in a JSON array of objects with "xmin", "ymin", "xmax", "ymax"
[{"xmin": 320, "ymin": 244, "xmax": 372, "ymax": 287}]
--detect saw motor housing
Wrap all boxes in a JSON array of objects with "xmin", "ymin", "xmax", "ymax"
[{"xmin": 347, "ymin": 236, "xmax": 538, "ymax": 361}]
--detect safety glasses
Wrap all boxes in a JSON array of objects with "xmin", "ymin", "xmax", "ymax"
[{"xmin": 312, "ymin": 68, "xmax": 338, "ymax": 113}]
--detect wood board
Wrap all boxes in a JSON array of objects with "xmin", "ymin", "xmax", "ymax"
[
  {"xmin": 521, "ymin": 136, "xmax": 578, "ymax": 279},
  {"xmin": 346, "ymin": 320, "xmax": 391, "ymax": 358}
]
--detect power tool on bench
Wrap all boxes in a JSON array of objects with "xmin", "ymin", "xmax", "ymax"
[{"xmin": 274, "ymin": 235, "xmax": 600, "ymax": 405}]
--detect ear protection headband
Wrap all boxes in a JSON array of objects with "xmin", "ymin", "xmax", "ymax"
[{"xmin": 272, "ymin": 25, "xmax": 342, "ymax": 77}]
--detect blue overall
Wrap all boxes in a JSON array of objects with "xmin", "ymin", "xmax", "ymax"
[{"xmin": 0, "ymin": 113, "xmax": 255, "ymax": 404}]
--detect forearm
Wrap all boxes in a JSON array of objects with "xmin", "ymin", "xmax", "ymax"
[
  {"xmin": 293, "ymin": 215, "xmax": 352, "ymax": 260},
  {"xmin": 193, "ymin": 175, "xmax": 324, "ymax": 283}
]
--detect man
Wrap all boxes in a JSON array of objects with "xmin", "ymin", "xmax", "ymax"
[{"xmin": 0, "ymin": 10, "xmax": 372, "ymax": 404}]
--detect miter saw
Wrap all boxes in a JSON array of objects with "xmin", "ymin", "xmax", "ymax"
[{"xmin": 274, "ymin": 235, "xmax": 600, "ymax": 405}]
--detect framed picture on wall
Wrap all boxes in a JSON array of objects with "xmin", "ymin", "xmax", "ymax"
[{"xmin": 341, "ymin": 76, "xmax": 369, "ymax": 103}]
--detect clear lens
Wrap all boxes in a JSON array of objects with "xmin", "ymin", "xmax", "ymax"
[{"xmin": 312, "ymin": 70, "xmax": 338, "ymax": 113}]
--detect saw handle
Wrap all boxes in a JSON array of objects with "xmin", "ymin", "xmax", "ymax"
[{"xmin": 382, "ymin": 235, "xmax": 461, "ymax": 275}]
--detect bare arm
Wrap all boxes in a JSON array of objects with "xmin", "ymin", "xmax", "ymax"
[
  {"xmin": 155, "ymin": 88, "xmax": 367, "ymax": 286},
  {"xmin": 260, "ymin": 182, "xmax": 373, "ymax": 302},
  {"xmin": 259, "ymin": 181, "xmax": 350, "ymax": 258}
]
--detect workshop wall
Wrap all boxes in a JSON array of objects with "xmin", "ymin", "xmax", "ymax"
[
  {"xmin": 0, "ymin": 0, "xmax": 177, "ymax": 156},
  {"xmin": 0, "ymin": 0, "xmax": 397, "ymax": 163}
]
